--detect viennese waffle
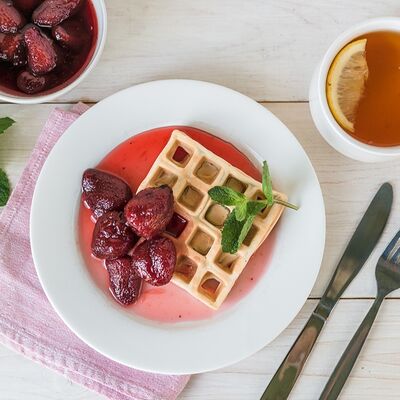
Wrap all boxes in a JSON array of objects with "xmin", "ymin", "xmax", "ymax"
[{"xmin": 137, "ymin": 129, "xmax": 287, "ymax": 309}]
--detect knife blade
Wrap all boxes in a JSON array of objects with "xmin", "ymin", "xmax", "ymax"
[{"xmin": 260, "ymin": 182, "xmax": 393, "ymax": 400}]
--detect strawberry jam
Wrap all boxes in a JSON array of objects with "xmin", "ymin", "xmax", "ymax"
[
  {"xmin": 0, "ymin": 0, "xmax": 97, "ymax": 96},
  {"xmin": 78, "ymin": 126, "xmax": 278, "ymax": 323},
  {"xmin": 165, "ymin": 212, "xmax": 188, "ymax": 238},
  {"xmin": 172, "ymin": 146, "xmax": 189, "ymax": 163}
]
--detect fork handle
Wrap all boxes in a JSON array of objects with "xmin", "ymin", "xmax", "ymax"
[{"xmin": 319, "ymin": 295, "xmax": 385, "ymax": 400}]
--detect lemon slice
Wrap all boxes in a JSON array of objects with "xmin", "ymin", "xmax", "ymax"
[{"xmin": 326, "ymin": 38, "xmax": 369, "ymax": 132}]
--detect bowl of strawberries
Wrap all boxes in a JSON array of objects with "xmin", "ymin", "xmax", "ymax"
[{"xmin": 0, "ymin": 0, "xmax": 106, "ymax": 103}]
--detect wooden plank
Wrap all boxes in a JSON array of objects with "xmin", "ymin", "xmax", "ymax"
[
  {"xmin": 1, "ymin": 102, "xmax": 400, "ymax": 297},
  {"xmin": 24, "ymin": 0, "xmax": 399, "ymax": 103},
  {"xmin": 0, "ymin": 300, "xmax": 400, "ymax": 399}
]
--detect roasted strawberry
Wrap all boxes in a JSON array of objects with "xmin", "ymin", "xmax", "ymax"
[
  {"xmin": 124, "ymin": 186, "xmax": 174, "ymax": 239},
  {"xmin": 131, "ymin": 237, "xmax": 176, "ymax": 286},
  {"xmin": 13, "ymin": 0, "xmax": 43, "ymax": 16},
  {"xmin": 33, "ymin": 0, "xmax": 84, "ymax": 27},
  {"xmin": 52, "ymin": 19, "xmax": 85, "ymax": 51},
  {"xmin": 17, "ymin": 70, "xmax": 47, "ymax": 93},
  {"xmin": 106, "ymin": 257, "xmax": 142, "ymax": 305},
  {"xmin": 0, "ymin": 0, "xmax": 25, "ymax": 34},
  {"xmin": 82, "ymin": 168, "xmax": 132, "ymax": 219},
  {"xmin": 0, "ymin": 32, "xmax": 27, "ymax": 66},
  {"xmin": 24, "ymin": 25, "xmax": 57, "ymax": 75},
  {"xmin": 91, "ymin": 211, "xmax": 137, "ymax": 260}
]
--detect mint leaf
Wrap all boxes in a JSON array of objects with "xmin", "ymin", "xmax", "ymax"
[
  {"xmin": 234, "ymin": 201, "xmax": 247, "ymax": 221},
  {"xmin": 0, "ymin": 117, "xmax": 15, "ymax": 135},
  {"xmin": 262, "ymin": 161, "xmax": 273, "ymax": 206},
  {"xmin": 237, "ymin": 214, "xmax": 256, "ymax": 247},
  {"xmin": 221, "ymin": 212, "xmax": 244, "ymax": 254},
  {"xmin": 208, "ymin": 186, "xmax": 246, "ymax": 206},
  {"xmin": 247, "ymin": 200, "xmax": 267, "ymax": 216},
  {"xmin": 0, "ymin": 169, "xmax": 11, "ymax": 207},
  {"xmin": 221, "ymin": 212, "xmax": 256, "ymax": 254}
]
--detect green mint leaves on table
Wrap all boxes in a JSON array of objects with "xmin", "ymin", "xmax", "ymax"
[
  {"xmin": 208, "ymin": 161, "xmax": 298, "ymax": 254},
  {"xmin": 0, "ymin": 117, "xmax": 15, "ymax": 135},
  {"xmin": 0, "ymin": 117, "xmax": 15, "ymax": 207},
  {"xmin": 0, "ymin": 169, "xmax": 11, "ymax": 207}
]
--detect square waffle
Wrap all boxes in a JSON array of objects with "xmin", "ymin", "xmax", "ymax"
[{"xmin": 137, "ymin": 129, "xmax": 287, "ymax": 309}]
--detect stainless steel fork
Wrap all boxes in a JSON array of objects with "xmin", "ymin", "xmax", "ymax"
[{"xmin": 320, "ymin": 229, "xmax": 400, "ymax": 400}]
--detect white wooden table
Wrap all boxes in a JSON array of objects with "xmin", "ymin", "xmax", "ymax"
[{"xmin": 1, "ymin": 1, "xmax": 400, "ymax": 399}]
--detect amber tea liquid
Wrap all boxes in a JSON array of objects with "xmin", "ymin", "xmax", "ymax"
[{"xmin": 350, "ymin": 31, "xmax": 400, "ymax": 146}]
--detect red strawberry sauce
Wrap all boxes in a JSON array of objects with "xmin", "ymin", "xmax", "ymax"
[{"xmin": 78, "ymin": 126, "xmax": 277, "ymax": 323}]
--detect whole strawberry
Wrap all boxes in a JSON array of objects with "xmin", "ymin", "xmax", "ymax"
[
  {"xmin": 124, "ymin": 186, "xmax": 174, "ymax": 239},
  {"xmin": 82, "ymin": 168, "xmax": 132, "ymax": 219},
  {"xmin": 91, "ymin": 211, "xmax": 137, "ymax": 260},
  {"xmin": 24, "ymin": 25, "xmax": 57, "ymax": 75},
  {"xmin": 0, "ymin": 0, "xmax": 25, "ymax": 34},
  {"xmin": 52, "ymin": 19, "xmax": 86, "ymax": 51},
  {"xmin": 131, "ymin": 237, "xmax": 176, "ymax": 286},
  {"xmin": 105, "ymin": 257, "xmax": 142, "ymax": 305},
  {"xmin": 0, "ymin": 32, "xmax": 27, "ymax": 66},
  {"xmin": 17, "ymin": 70, "xmax": 46, "ymax": 94},
  {"xmin": 33, "ymin": 0, "xmax": 84, "ymax": 27}
]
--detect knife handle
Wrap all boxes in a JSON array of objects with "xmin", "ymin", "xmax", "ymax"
[{"xmin": 260, "ymin": 302, "xmax": 330, "ymax": 400}]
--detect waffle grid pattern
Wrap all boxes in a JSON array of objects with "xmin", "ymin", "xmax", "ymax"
[{"xmin": 138, "ymin": 130, "xmax": 286, "ymax": 309}]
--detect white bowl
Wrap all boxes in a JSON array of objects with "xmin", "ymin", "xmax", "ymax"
[
  {"xmin": 0, "ymin": 0, "xmax": 107, "ymax": 104},
  {"xmin": 309, "ymin": 17, "xmax": 400, "ymax": 162}
]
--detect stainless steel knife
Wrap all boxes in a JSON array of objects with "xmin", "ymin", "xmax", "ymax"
[{"xmin": 260, "ymin": 182, "xmax": 393, "ymax": 400}]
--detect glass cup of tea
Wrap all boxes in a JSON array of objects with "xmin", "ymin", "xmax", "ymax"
[{"xmin": 309, "ymin": 17, "xmax": 400, "ymax": 162}]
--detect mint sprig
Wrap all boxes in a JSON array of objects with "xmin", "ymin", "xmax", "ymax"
[
  {"xmin": 0, "ymin": 117, "xmax": 15, "ymax": 207},
  {"xmin": 208, "ymin": 160, "xmax": 298, "ymax": 254}
]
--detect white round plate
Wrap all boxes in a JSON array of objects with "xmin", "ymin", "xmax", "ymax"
[{"xmin": 31, "ymin": 80, "xmax": 325, "ymax": 375}]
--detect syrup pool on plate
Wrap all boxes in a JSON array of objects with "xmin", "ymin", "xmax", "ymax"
[{"xmin": 78, "ymin": 126, "xmax": 278, "ymax": 323}]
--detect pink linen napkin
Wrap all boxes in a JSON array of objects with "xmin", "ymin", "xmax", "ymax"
[{"xmin": 0, "ymin": 103, "xmax": 190, "ymax": 400}]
